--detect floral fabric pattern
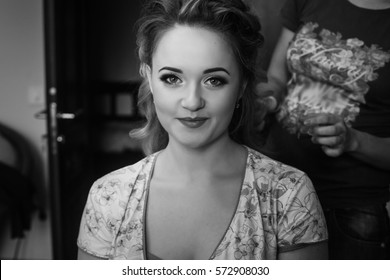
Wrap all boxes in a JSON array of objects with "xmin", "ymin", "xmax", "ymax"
[
  {"xmin": 77, "ymin": 147, "xmax": 327, "ymax": 259},
  {"xmin": 278, "ymin": 22, "xmax": 390, "ymax": 134}
]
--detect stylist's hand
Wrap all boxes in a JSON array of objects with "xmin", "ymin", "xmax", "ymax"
[
  {"xmin": 255, "ymin": 84, "xmax": 280, "ymax": 131},
  {"xmin": 302, "ymin": 113, "xmax": 359, "ymax": 157}
]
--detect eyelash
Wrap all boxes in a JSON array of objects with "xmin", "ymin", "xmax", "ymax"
[
  {"xmin": 159, "ymin": 74, "xmax": 228, "ymax": 88},
  {"xmin": 160, "ymin": 74, "xmax": 182, "ymax": 85},
  {"xmin": 205, "ymin": 77, "xmax": 227, "ymax": 87}
]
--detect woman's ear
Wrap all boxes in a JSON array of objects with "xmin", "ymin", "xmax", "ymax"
[{"xmin": 145, "ymin": 64, "xmax": 153, "ymax": 94}]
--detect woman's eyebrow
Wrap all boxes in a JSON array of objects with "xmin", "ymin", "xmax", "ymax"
[
  {"xmin": 203, "ymin": 67, "xmax": 230, "ymax": 75},
  {"xmin": 158, "ymin": 66, "xmax": 230, "ymax": 75},
  {"xmin": 158, "ymin": 66, "xmax": 182, "ymax": 73}
]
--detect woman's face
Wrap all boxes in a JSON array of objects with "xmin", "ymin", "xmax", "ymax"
[{"xmin": 147, "ymin": 25, "xmax": 242, "ymax": 149}]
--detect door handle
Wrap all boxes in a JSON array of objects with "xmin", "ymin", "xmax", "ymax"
[
  {"xmin": 56, "ymin": 109, "xmax": 83, "ymax": 119},
  {"xmin": 34, "ymin": 109, "xmax": 83, "ymax": 120}
]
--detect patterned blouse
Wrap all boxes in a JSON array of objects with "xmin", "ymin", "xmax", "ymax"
[{"xmin": 77, "ymin": 146, "xmax": 327, "ymax": 259}]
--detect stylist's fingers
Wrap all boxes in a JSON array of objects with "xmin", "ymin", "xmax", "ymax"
[
  {"xmin": 311, "ymin": 133, "xmax": 346, "ymax": 147},
  {"xmin": 321, "ymin": 125, "xmax": 358, "ymax": 157},
  {"xmin": 310, "ymin": 128, "xmax": 347, "ymax": 157},
  {"xmin": 303, "ymin": 113, "xmax": 341, "ymax": 127},
  {"xmin": 303, "ymin": 113, "xmax": 358, "ymax": 157},
  {"xmin": 255, "ymin": 95, "xmax": 278, "ymax": 132},
  {"xmin": 256, "ymin": 83, "xmax": 280, "ymax": 112},
  {"xmin": 310, "ymin": 121, "xmax": 346, "ymax": 138},
  {"xmin": 259, "ymin": 95, "xmax": 278, "ymax": 112},
  {"xmin": 321, "ymin": 145, "xmax": 345, "ymax": 157},
  {"xmin": 304, "ymin": 113, "xmax": 345, "ymax": 145}
]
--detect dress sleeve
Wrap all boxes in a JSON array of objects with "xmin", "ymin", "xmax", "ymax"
[
  {"xmin": 277, "ymin": 173, "xmax": 328, "ymax": 252},
  {"xmin": 77, "ymin": 176, "xmax": 125, "ymax": 259},
  {"xmin": 281, "ymin": 0, "xmax": 307, "ymax": 32}
]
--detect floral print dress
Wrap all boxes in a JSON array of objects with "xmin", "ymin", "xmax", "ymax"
[
  {"xmin": 77, "ymin": 147, "xmax": 327, "ymax": 259},
  {"xmin": 278, "ymin": 22, "xmax": 390, "ymax": 134}
]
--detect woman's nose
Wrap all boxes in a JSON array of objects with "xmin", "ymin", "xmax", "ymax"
[{"xmin": 181, "ymin": 84, "xmax": 205, "ymax": 111}]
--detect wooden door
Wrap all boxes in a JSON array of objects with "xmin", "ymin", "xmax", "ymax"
[{"xmin": 44, "ymin": 0, "xmax": 92, "ymax": 259}]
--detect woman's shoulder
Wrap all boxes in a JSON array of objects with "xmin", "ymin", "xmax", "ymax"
[
  {"xmin": 88, "ymin": 153, "xmax": 157, "ymax": 196},
  {"xmin": 246, "ymin": 146, "xmax": 308, "ymax": 183}
]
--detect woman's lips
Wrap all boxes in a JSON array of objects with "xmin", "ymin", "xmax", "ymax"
[{"xmin": 177, "ymin": 117, "xmax": 208, "ymax": 128}]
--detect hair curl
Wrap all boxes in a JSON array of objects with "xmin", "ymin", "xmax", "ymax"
[{"xmin": 130, "ymin": 0, "xmax": 265, "ymax": 155}]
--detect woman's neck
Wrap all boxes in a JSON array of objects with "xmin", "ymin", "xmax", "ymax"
[
  {"xmin": 348, "ymin": 0, "xmax": 390, "ymax": 9},
  {"xmin": 158, "ymin": 136, "xmax": 245, "ymax": 179}
]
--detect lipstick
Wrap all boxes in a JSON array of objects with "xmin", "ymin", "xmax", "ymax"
[{"xmin": 177, "ymin": 117, "xmax": 208, "ymax": 128}]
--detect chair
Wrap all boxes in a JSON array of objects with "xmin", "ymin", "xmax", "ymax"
[{"xmin": 0, "ymin": 122, "xmax": 44, "ymax": 240}]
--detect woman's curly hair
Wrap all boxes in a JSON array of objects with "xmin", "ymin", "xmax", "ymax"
[{"xmin": 131, "ymin": 0, "xmax": 265, "ymax": 155}]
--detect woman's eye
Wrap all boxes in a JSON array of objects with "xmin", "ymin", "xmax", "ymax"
[
  {"xmin": 205, "ymin": 77, "xmax": 226, "ymax": 87},
  {"xmin": 160, "ymin": 74, "xmax": 181, "ymax": 85}
]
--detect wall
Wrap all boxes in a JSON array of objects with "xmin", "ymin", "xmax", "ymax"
[
  {"xmin": 88, "ymin": 0, "xmax": 142, "ymax": 82},
  {"xmin": 0, "ymin": 0, "xmax": 51, "ymax": 259}
]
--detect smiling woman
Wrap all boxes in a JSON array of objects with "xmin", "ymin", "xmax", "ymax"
[
  {"xmin": 77, "ymin": 0, "xmax": 328, "ymax": 260},
  {"xmin": 146, "ymin": 25, "xmax": 241, "ymax": 150}
]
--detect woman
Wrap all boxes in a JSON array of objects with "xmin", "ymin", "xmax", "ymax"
[
  {"xmin": 77, "ymin": 0, "xmax": 327, "ymax": 260},
  {"xmin": 258, "ymin": 0, "xmax": 390, "ymax": 259}
]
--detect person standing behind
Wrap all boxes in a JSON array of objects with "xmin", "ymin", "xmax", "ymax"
[
  {"xmin": 257, "ymin": 0, "xmax": 390, "ymax": 259},
  {"xmin": 77, "ymin": 0, "xmax": 328, "ymax": 260}
]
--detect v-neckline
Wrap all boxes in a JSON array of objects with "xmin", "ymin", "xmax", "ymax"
[{"xmin": 141, "ymin": 146, "xmax": 250, "ymax": 260}]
